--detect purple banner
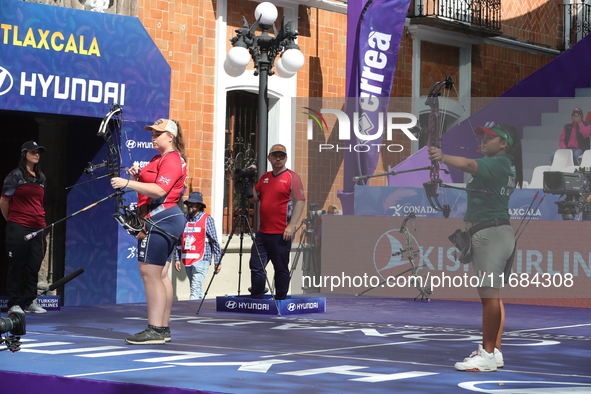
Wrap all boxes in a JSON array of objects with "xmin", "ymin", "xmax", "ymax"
[{"xmin": 344, "ymin": 0, "xmax": 411, "ymax": 187}]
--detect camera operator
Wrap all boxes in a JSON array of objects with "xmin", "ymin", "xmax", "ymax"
[{"xmin": 248, "ymin": 144, "xmax": 305, "ymax": 300}]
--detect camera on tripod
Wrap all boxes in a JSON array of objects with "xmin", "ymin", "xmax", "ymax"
[
  {"xmin": 304, "ymin": 203, "xmax": 325, "ymax": 225},
  {"xmin": 234, "ymin": 166, "xmax": 257, "ymax": 199},
  {"xmin": 0, "ymin": 309, "xmax": 26, "ymax": 352},
  {"xmin": 543, "ymin": 170, "xmax": 591, "ymax": 220}
]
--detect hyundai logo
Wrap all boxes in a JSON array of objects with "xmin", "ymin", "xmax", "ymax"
[
  {"xmin": 126, "ymin": 140, "xmax": 137, "ymax": 149},
  {"xmin": 287, "ymin": 303, "xmax": 296, "ymax": 311},
  {"xmin": 225, "ymin": 300, "xmax": 237, "ymax": 309},
  {"xmin": 0, "ymin": 67, "xmax": 14, "ymax": 96}
]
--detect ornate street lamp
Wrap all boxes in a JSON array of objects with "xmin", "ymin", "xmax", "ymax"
[
  {"xmin": 224, "ymin": 2, "xmax": 304, "ymax": 177},
  {"xmin": 78, "ymin": 0, "xmax": 113, "ymax": 12}
]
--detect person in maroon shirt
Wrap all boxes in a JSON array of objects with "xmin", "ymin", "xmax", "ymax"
[
  {"xmin": 0, "ymin": 141, "xmax": 48, "ymax": 314},
  {"xmin": 248, "ymin": 144, "xmax": 305, "ymax": 300}
]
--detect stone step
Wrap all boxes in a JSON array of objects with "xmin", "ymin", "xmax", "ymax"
[
  {"xmin": 575, "ymin": 87, "xmax": 591, "ymax": 97},
  {"xmin": 523, "ymin": 125, "xmax": 560, "ymax": 139},
  {"xmin": 557, "ymin": 98, "xmax": 591, "ymax": 114},
  {"xmin": 539, "ymin": 113, "xmax": 571, "ymax": 127}
]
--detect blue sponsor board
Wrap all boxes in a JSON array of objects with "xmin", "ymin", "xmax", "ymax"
[
  {"xmin": 0, "ymin": 296, "xmax": 61, "ymax": 311},
  {"xmin": 216, "ymin": 295, "xmax": 326, "ymax": 315},
  {"xmin": 355, "ymin": 185, "xmax": 564, "ymax": 220}
]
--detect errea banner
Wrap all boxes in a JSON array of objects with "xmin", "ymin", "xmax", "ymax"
[
  {"xmin": 344, "ymin": 0, "xmax": 412, "ymax": 188},
  {"xmin": 0, "ymin": 0, "xmax": 170, "ymax": 121}
]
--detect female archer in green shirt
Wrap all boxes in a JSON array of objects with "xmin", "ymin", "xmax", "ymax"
[{"xmin": 429, "ymin": 122, "xmax": 523, "ymax": 372}]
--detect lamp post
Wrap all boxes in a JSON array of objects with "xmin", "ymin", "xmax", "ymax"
[{"xmin": 224, "ymin": 2, "xmax": 304, "ymax": 179}]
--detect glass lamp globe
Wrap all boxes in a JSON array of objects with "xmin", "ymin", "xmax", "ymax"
[
  {"xmin": 227, "ymin": 46, "xmax": 251, "ymax": 69},
  {"xmin": 255, "ymin": 2, "xmax": 278, "ymax": 25},
  {"xmin": 224, "ymin": 59, "xmax": 245, "ymax": 77},
  {"xmin": 275, "ymin": 58, "xmax": 296, "ymax": 78},
  {"xmin": 281, "ymin": 48, "xmax": 304, "ymax": 73}
]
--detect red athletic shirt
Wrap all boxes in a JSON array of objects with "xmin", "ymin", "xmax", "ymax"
[
  {"xmin": 137, "ymin": 151, "xmax": 187, "ymax": 216},
  {"xmin": 1, "ymin": 168, "xmax": 46, "ymax": 228},
  {"xmin": 254, "ymin": 169, "xmax": 305, "ymax": 234}
]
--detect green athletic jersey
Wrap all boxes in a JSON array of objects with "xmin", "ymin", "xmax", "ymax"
[{"xmin": 464, "ymin": 153, "xmax": 516, "ymax": 222}]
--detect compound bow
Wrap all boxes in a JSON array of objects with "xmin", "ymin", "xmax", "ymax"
[
  {"xmin": 423, "ymin": 78, "xmax": 453, "ymax": 218},
  {"xmin": 94, "ymin": 104, "xmax": 144, "ymax": 236},
  {"xmin": 422, "ymin": 77, "xmax": 488, "ymax": 218}
]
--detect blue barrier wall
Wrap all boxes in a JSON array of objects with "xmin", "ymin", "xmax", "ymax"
[{"xmin": 355, "ymin": 186, "xmax": 564, "ymax": 221}]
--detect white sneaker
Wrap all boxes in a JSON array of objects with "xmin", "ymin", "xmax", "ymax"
[
  {"xmin": 494, "ymin": 348, "xmax": 504, "ymax": 368},
  {"xmin": 454, "ymin": 344, "xmax": 497, "ymax": 371},
  {"xmin": 8, "ymin": 305, "xmax": 24, "ymax": 314},
  {"xmin": 463, "ymin": 347, "xmax": 504, "ymax": 368},
  {"xmin": 25, "ymin": 300, "xmax": 47, "ymax": 314}
]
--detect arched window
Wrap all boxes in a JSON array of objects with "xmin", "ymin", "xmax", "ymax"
[{"xmin": 223, "ymin": 90, "xmax": 258, "ymax": 234}]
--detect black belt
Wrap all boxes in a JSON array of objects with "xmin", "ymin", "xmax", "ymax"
[
  {"xmin": 147, "ymin": 203, "xmax": 161, "ymax": 211},
  {"xmin": 468, "ymin": 218, "xmax": 510, "ymax": 237}
]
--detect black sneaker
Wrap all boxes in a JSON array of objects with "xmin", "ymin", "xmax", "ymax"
[
  {"xmin": 248, "ymin": 287, "xmax": 269, "ymax": 295},
  {"xmin": 125, "ymin": 326, "xmax": 166, "ymax": 345},
  {"xmin": 163, "ymin": 327, "xmax": 171, "ymax": 342}
]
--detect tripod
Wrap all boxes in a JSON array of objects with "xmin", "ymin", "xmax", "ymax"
[
  {"xmin": 289, "ymin": 218, "xmax": 320, "ymax": 292},
  {"xmin": 197, "ymin": 195, "xmax": 280, "ymax": 315},
  {"xmin": 196, "ymin": 207, "xmax": 251, "ymax": 315},
  {"xmin": 226, "ymin": 208, "xmax": 254, "ymax": 296}
]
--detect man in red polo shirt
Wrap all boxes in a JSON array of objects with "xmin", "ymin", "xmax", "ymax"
[{"xmin": 249, "ymin": 144, "xmax": 305, "ymax": 300}]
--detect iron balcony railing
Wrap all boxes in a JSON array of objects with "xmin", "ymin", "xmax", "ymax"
[
  {"xmin": 409, "ymin": 0, "xmax": 502, "ymax": 31},
  {"xmin": 562, "ymin": 3, "xmax": 591, "ymax": 49}
]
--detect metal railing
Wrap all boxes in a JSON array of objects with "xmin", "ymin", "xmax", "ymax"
[
  {"xmin": 409, "ymin": 0, "xmax": 501, "ymax": 31},
  {"xmin": 562, "ymin": 3, "xmax": 591, "ymax": 49}
]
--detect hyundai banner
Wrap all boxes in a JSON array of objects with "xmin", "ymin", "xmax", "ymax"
[
  {"xmin": 216, "ymin": 295, "xmax": 326, "ymax": 315},
  {"xmin": 0, "ymin": 0, "xmax": 170, "ymax": 121}
]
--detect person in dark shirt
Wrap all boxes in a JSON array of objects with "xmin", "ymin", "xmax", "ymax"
[
  {"xmin": 552, "ymin": 107, "xmax": 591, "ymax": 164},
  {"xmin": 0, "ymin": 141, "xmax": 48, "ymax": 314}
]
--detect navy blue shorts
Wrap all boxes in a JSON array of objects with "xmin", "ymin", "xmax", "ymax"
[{"xmin": 138, "ymin": 205, "xmax": 184, "ymax": 266}]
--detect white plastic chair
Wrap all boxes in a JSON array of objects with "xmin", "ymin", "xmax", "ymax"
[
  {"xmin": 550, "ymin": 149, "xmax": 575, "ymax": 171},
  {"xmin": 528, "ymin": 165, "xmax": 550, "ymax": 189},
  {"xmin": 580, "ymin": 150, "xmax": 591, "ymax": 167}
]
